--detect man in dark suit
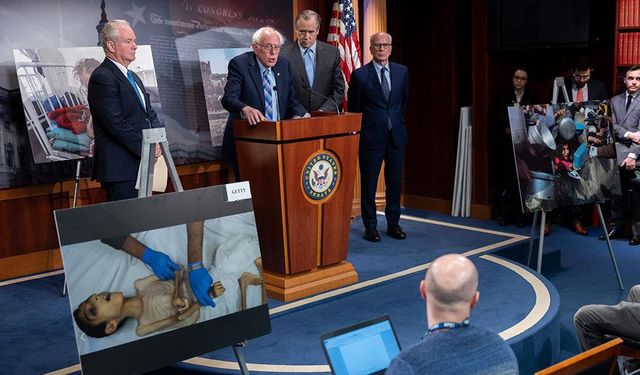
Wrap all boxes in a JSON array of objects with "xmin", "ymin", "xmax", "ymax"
[
  {"xmin": 88, "ymin": 19, "xmax": 160, "ymax": 202},
  {"xmin": 604, "ymin": 65, "xmax": 640, "ymax": 245},
  {"xmin": 221, "ymin": 26, "xmax": 308, "ymax": 179},
  {"xmin": 88, "ymin": 20, "xmax": 216, "ymax": 308},
  {"xmin": 563, "ymin": 60, "xmax": 609, "ymax": 103},
  {"xmin": 348, "ymin": 32, "xmax": 409, "ymax": 242},
  {"xmin": 280, "ymin": 9, "xmax": 345, "ymax": 113}
]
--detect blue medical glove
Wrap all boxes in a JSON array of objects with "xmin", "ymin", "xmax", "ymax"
[
  {"xmin": 188, "ymin": 264, "xmax": 216, "ymax": 308},
  {"xmin": 141, "ymin": 247, "xmax": 180, "ymax": 280}
]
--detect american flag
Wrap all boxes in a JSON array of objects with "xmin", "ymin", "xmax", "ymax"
[{"xmin": 327, "ymin": 0, "xmax": 361, "ymax": 108}]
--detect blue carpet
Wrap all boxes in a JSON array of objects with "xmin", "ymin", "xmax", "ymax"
[{"xmin": 2, "ymin": 208, "xmax": 638, "ymax": 374}]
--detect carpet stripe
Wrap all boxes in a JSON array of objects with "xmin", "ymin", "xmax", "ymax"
[{"xmin": 481, "ymin": 254, "xmax": 551, "ymax": 340}]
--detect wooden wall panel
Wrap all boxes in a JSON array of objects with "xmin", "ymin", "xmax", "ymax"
[{"xmin": 0, "ymin": 192, "xmax": 69, "ymax": 258}]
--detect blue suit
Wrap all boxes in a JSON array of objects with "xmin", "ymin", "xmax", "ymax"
[
  {"xmin": 348, "ymin": 61, "xmax": 409, "ymax": 230},
  {"xmin": 221, "ymin": 51, "xmax": 306, "ymax": 179},
  {"xmin": 88, "ymin": 58, "xmax": 160, "ymax": 200}
]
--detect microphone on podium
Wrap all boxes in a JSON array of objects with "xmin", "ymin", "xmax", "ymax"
[{"xmin": 301, "ymin": 83, "xmax": 341, "ymax": 115}]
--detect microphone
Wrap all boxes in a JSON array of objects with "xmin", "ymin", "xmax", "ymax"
[{"xmin": 301, "ymin": 83, "xmax": 341, "ymax": 115}]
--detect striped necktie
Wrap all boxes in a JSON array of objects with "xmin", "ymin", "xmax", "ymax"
[{"xmin": 263, "ymin": 69, "xmax": 273, "ymax": 121}]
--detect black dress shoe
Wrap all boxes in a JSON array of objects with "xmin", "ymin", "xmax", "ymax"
[
  {"xmin": 599, "ymin": 227, "xmax": 619, "ymax": 241},
  {"xmin": 630, "ymin": 237, "xmax": 640, "ymax": 246},
  {"xmin": 387, "ymin": 225, "xmax": 406, "ymax": 240},
  {"xmin": 364, "ymin": 228, "xmax": 381, "ymax": 242}
]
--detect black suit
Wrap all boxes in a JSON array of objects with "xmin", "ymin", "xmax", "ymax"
[
  {"xmin": 280, "ymin": 40, "xmax": 345, "ymax": 113},
  {"xmin": 348, "ymin": 61, "xmax": 409, "ymax": 231},
  {"xmin": 88, "ymin": 58, "xmax": 160, "ymax": 201},
  {"xmin": 562, "ymin": 77, "xmax": 609, "ymax": 102},
  {"xmin": 221, "ymin": 51, "xmax": 306, "ymax": 179}
]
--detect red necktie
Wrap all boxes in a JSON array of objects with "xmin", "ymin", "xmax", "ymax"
[{"xmin": 576, "ymin": 88, "xmax": 584, "ymax": 102}]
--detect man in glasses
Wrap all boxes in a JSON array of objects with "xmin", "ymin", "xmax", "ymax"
[
  {"xmin": 221, "ymin": 26, "xmax": 308, "ymax": 179},
  {"xmin": 348, "ymin": 32, "xmax": 409, "ymax": 242},
  {"xmin": 281, "ymin": 9, "xmax": 345, "ymax": 113},
  {"xmin": 563, "ymin": 59, "xmax": 608, "ymax": 103}
]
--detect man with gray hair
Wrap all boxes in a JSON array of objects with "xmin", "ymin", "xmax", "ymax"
[
  {"xmin": 280, "ymin": 9, "xmax": 345, "ymax": 113},
  {"xmin": 221, "ymin": 26, "xmax": 308, "ymax": 179},
  {"xmin": 386, "ymin": 254, "xmax": 518, "ymax": 374},
  {"xmin": 88, "ymin": 19, "xmax": 161, "ymax": 202}
]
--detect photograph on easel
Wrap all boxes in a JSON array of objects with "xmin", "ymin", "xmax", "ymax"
[
  {"xmin": 12, "ymin": 46, "xmax": 159, "ymax": 163},
  {"xmin": 508, "ymin": 100, "xmax": 621, "ymax": 213},
  {"xmin": 55, "ymin": 186, "xmax": 270, "ymax": 374}
]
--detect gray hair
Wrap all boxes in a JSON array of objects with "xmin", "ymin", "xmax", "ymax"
[
  {"xmin": 100, "ymin": 20, "xmax": 131, "ymax": 50},
  {"xmin": 295, "ymin": 9, "xmax": 321, "ymax": 30},
  {"xmin": 252, "ymin": 27, "xmax": 284, "ymax": 45},
  {"xmin": 370, "ymin": 32, "xmax": 393, "ymax": 44}
]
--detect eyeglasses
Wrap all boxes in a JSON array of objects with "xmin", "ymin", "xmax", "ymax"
[
  {"xmin": 371, "ymin": 43, "xmax": 392, "ymax": 49},
  {"xmin": 513, "ymin": 75, "xmax": 528, "ymax": 81},
  {"xmin": 256, "ymin": 43, "xmax": 282, "ymax": 52},
  {"xmin": 573, "ymin": 73, "xmax": 591, "ymax": 80}
]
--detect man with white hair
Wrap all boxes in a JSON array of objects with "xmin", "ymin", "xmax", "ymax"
[
  {"xmin": 386, "ymin": 254, "xmax": 518, "ymax": 374},
  {"xmin": 221, "ymin": 26, "xmax": 308, "ymax": 179}
]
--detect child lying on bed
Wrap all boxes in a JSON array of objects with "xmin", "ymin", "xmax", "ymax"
[{"xmin": 73, "ymin": 268, "xmax": 225, "ymax": 338}]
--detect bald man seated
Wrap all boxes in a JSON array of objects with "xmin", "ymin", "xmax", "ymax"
[{"xmin": 386, "ymin": 254, "xmax": 519, "ymax": 374}]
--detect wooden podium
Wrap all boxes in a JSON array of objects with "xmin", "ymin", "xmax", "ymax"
[{"xmin": 233, "ymin": 113, "xmax": 361, "ymax": 301}]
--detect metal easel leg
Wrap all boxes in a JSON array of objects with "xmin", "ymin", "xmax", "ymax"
[
  {"xmin": 597, "ymin": 203, "xmax": 624, "ymax": 290},
  {"xmin": 63, "ymin": 159, "xmax": 83, "ymax": 297},
  {"xmin": 233, "ymin": 340, "xmax": 251, "ymax": 375},
  {"xmin": 536, "ymin": 211, "xmax": 546, "ymax": 273},
  {"xmin": 527, "ymin": 211, "xmax": 539, "ymax": 268}
]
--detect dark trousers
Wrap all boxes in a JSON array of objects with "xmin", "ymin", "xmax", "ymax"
[
  {"xmin": 611, "ymin": 169, "xmax": 640, "ymax": 236},
  {"xmin": 101, "ymin": 180, "xmax": 138, "ymax": 202},
  {"xmin": 359, "ymin": 133, "xmax": 404, "ymax": 230}
]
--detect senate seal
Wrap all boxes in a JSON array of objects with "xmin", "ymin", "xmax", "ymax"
[{"xmin": 302, "ymin": 151, "xmax": 340, "ymax": 203}]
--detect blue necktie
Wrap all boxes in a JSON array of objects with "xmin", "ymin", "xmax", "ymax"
[
  {"xmin": 127, "ymin": 70, "xmax": 144, "ymax": 108},
  {"xmin": 263, "ymin": 69, "xmax": 274, "ymax": 121},
  {"xmin": 381, "ymin": 67, "xmax": 392, "ymax": 129},
  {"xmin": 380, "ymin": 67, "xmax": 390, "ymax": 102},
  {"xmin": 304, "ymin": 48, "xmax": 314, "ymax": 86}
]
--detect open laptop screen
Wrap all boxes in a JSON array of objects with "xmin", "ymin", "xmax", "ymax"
[{"xmin": 320, "ymin": 315, "xmax": 401, "ymax": 375}]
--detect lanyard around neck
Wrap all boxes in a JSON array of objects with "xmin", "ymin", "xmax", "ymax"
[{"xmin": 427, "ymin": 318, "xmax": 470, "ymax": 334}]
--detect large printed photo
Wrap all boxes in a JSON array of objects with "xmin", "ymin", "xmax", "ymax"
[
  {"xmin": 508, "ymin": 100, "xmax": 620, "ymax": 212},
  {"xmin": 55, "ymin": 185, "xmax": 270, "ymax": 373},
  {"xmin": 13, "ymin": 46, "xmax": 159, "ymax": 164}
]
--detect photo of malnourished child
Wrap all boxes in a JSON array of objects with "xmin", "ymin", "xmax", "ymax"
[{"xmin": 62, "ymin": 215, "xmax": 266, "ymax": 355}]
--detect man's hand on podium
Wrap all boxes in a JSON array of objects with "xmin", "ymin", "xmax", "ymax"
[
  {"xmin": 292, "ymin": 112, "xmax": 311, "ymax": 119},
  {"xmin": 241, "ymin": 105, "xmax": 267, "ymax": 125}
]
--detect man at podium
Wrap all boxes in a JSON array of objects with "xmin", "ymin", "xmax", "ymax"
[
  {"xmin": 348, "ymin": 32, "xmax": 409, "ymax": 242},
  {"xmin": 221, "ymin": 26, "xmax": 308, "ymax": 180}
]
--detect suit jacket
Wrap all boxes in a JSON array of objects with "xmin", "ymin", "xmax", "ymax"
[
  {"xmin": 612, "ymin": 91, "xmax": 640, "ymax": 164},
  {"xmin": 280, "ymin": 40, "xmax": 345, "ymax": 112},
  {"xmin": 348, "ymin": 61, "xmax": 409, "ymax": 149},
  {"xmin": 88, "ymin": 58, "xmax": 160, "ymax": 182},
  {"xmin": 221, "ymin": 51, "xmax": 306, "ymax": 161},
  {"xmin": 563, "ymin": 77, "xmax": 609, "ymax": 102}
]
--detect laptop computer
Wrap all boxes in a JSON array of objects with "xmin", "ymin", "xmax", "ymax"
[{"xmin": 320, "ymin": 315, "xmax": 402, "ymax": 375}]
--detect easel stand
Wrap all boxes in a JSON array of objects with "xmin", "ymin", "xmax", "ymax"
[
  {"xmin": 139, "ymin": 128, "xmax": 251, "ymax": 374},
  {"xmin": 524, "ymin": 80, "xmax": 624, "ymax": 290},
  {"xmin": 62, "ymin": 159, "xmax": 83, "ymax": 297},
  {"xmin": 526, "ymin": 204, "xmax": 623, "ymax": 290}
]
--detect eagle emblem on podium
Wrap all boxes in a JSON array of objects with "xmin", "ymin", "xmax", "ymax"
[{"xmin": 302, "ymin": 151, "xmax": 340, "ymax": 203}]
